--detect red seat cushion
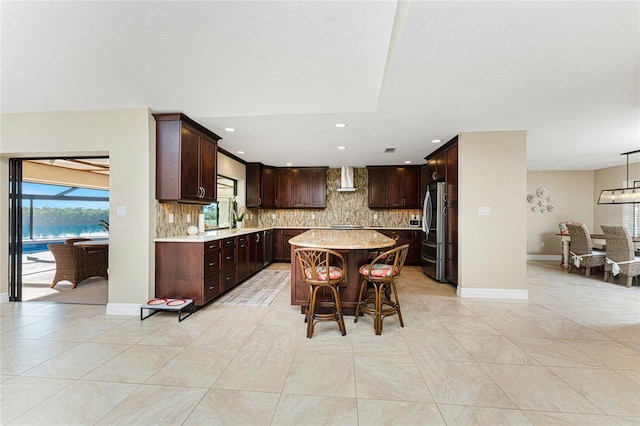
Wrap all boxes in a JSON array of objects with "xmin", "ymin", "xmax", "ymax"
[
  {"xmin": 304, "ymin": 266, "xmax": 343, "ymax": 281},
  {"xmin": 359, "ymin": 263, "xmax": 398, "ymax": 278}
]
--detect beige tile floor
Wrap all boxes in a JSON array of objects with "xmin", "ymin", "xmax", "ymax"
[{"xmin": 1, "ymin": 261, "xmax": 639, "ymax": 425}]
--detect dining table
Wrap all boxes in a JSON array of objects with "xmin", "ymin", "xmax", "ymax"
[
  {"xmin": 73, "ymin": 239, "xmax": 109, "ymax": 249},
  {"xmin": 558, "ymin": 233, "xmax": 640, "ymax": 268}
]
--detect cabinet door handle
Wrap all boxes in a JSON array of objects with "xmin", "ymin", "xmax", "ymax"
[
  {"xmin": 432, "ymin": 172, "xmax": 438, "ymax": 180},
  {"xmin": 258, "ymin": 197, "xmax": 262, "ymax": 206},
  {"xmin": 256, "ymin": 234, "xmax": 260, "ymax": 242},
  {"xmin": 208, "ymin": 286, "xmax": 215, "ymax": 290},
  {"xmin": 225, "ymin": 276, "xmax": 232, "ymax": 281},
  {"xmin": 443, "ymin": 206, "xmax": 447, "ymax": 216},
  {"xmin": 226, "ymin": 256, "xmax": 232, "ymax": 260},
  {"xmin": 208, "ymin": 262, "xmax": 216, "ymax": 266}
]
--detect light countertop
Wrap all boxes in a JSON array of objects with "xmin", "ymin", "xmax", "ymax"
[
  {"xmin": 154, "ymin": 226, "xmax": 420, "ymax": 243},
  {"xmin": 154, "ymin": 227, "xmax": 270, "ymax": 243},
  {"xmin": 288, "ymin": 229, "xmax": 396, "ymax": 250}
]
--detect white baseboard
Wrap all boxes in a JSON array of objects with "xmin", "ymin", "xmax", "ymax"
[
  {"xmin": 106, "ymin": 303, "xmax": 140, "ymax": 316},
  {"xmin": 527, "ymin": 254, "xmax": 561, "ymax": 261},
  {"xmin": 457, "ymin": 287, "xmax": 529, "ymax": 300},
  {"xmin": 0, "ymin": 292, "xmax": 9, "ymax": 304}
]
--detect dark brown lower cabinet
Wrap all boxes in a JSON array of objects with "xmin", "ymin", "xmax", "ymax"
[
  {"xmin": 156, "ymin": 236, "xmax": 237, "ymax": 307},
  {"xmin": 374, "ymin": 229, "xmax": 421, "ymax": 265},
  {"xmin": 274, "ymin": 228, "xmax": 308, "ymax": 261},
  {"xmin": 221, "ymin": 239, "xmax": 237, "ymax": 292},
  {"xmin": 237, "ymin": 235, "xmax": 249, "ymax": 281},
  {"xmin": 155, "ymin": 240, "xmax": 222, "ymax": 306}
]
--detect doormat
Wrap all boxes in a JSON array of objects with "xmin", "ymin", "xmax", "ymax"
[{"xmin": 214, "ymin": 270, "xmax": 290, "ymax": 306}]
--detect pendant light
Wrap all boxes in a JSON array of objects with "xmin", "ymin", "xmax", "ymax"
[{"xmin": 597, "ymin": 149, "xmax": 640, "ymax": 204}]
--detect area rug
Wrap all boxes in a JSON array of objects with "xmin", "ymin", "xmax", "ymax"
[
  {"xmin": 215, "ymin": 270, "xmax": 290, "ymax": 306},
  {"xmin": 22, "ymin": 278, "xmax": 108, "ymax": 305}
]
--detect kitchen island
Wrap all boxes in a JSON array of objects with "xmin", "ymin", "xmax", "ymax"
[{"xmin": 289, "ymin": 229, "xmax": 396, "ymax": 315}]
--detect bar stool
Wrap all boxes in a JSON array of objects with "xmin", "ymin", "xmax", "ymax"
[
  {"xmin": 355, "ymin": 244, "xmax": 409, "ymax": 335},
  {"xmin": 294, "ymin": 248, "xmax": 347, "ymax": 338}
]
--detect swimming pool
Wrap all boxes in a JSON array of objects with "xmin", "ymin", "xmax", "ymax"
[{"xmin": 22, "ymin": 240, "xmax": 64, "ymax": 254}]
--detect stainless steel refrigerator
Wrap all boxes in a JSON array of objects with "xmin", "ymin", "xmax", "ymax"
[{"xmin": 421, "ymin": 181, "xmax": 446, "ymax": 281}]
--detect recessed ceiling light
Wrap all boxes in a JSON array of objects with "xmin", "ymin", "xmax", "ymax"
[
  {"xmin": 224, "ymin": 127, "xmax": 236, "ymax": 132},
  {"xmin": 334, "ymin": 123, "xmax": 347, "ymax": 128},
  {"xmin": 337, "ymin": 146, "xmax": 346, "ymax": 150},
  {"xmin": 286, "ymin": 162, "xmax": 293, "ymax": 166},
  {"xmin": 404, "ymin": 160, "xmax": 412, "ymax": 164},
  {"xmin": 431, "ymin": 139, "xmax": 442, "ymax": 143},
  {"xmin": 236, "ymin": 151, "xmax": 245, "ymax": 154}
]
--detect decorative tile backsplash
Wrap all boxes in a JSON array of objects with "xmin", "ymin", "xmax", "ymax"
[
  {"xmin": 256, "ymin": 168, "xmax": 421, "ymax": 229},
  {"xmin": 156, "ymin": 167, "xmax": 421, "ymax": 237},
  {"xmin": 156, "ymin": 202, "xmax": 202, "ymax": 237}
]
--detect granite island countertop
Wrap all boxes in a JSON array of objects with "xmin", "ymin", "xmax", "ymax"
[{"xmin": 288, "ymin": 229, "xmax": 396, "ymax": 250}]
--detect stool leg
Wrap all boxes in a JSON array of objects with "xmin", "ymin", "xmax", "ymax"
[
  {"xmin": 332, "ymin": 284, "xmax": 347, "ymax": 336},
  {"xmin": 307, "ymin": 285, "xmax": 319, "ymax": 338},
  {"xmin": 390, "ymin": 280, "xmax": 404, "ymax": 327},
  {"xmin": 304, "ymin": 283, "xmax": 312, "ymax": 324},
  {"xmin": 375, "ymin": 283, "xmax": 383, "ymax": 335},
  {"xmin": 354, "ymin": 277, "xmax": 367, "ymax": 323}
]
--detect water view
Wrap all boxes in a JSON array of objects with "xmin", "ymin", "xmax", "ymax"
[{"xmin": 23, "ymin": 223, "xmax": 108, "ymax": 240}]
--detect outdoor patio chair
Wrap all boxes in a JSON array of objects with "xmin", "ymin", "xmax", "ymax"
[{"xmin": 48, "ymin": 243, "xmax": 108, "ymax": 288}]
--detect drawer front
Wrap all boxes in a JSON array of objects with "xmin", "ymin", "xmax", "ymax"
[
  {"xmin": 205, "ymin": 250, "xmax": 221, "ymax": 275},
  {"xmin": 204, "ymin": 240, "xmax": 221, "ymax": 254},
  {"xmin": 222, "ymin": 245, "xmax": 236, "ymax": 269},
  {"xmin": 222, "ymin": 237, "xmax": 237, "ymax": 248},
  {"xmin": 204, "ymin": 272, "xmax": 220, "ymax": 301},
  {"xmin": 221, "ymin": 267, "xmax": 236, "ymax": 292}
]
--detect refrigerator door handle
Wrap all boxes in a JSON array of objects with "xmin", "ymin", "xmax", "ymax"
[{"xmin": 422, "ymin": 189, "xmax": 431, "ymax": 234}]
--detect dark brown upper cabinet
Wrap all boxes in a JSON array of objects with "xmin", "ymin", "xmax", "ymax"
[
  {"xmin": 247, "ymin": 166, "xmax": 327, "ymax": 209},
  {"xmin": 154, "ymin": 113, "xmax": 221, "ymax": 204},
  {"xmin": 426, "ymin": 151, "xmax": 446, "ymax": 183},
  {"xmin": 367, "ymin": 165, "xmax": 422, "ymax": 209},
  {"xmin": 276, "ymin": 167, "xmax": 327, "ymax": 208},
  {"xmin": 261, "ymin": 166, "xmax": 278, "ymax": 208}
]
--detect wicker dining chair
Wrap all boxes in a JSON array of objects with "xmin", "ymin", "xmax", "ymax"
[
  {"xmin": 566, "ymin": 223, "xmax": 606, "ymax": 276},
  {"xmin": 600, "ymin": 225, "xmax": 640, "ymax": 287},
  {"xmin": 48, "ymin": 243, "xmax": 109, "ymax": 288}
]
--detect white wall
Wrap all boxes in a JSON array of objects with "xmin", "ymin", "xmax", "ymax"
[
  {"xmin": 525, "ymin": 162, "xmax": 640, "ymax": 257},
  {"xmin": 457, "ymin": 131, "xmax": 528, "ymax": 298},
  {"xmin": 526, "ymin": 170, "xmax": 595, "ymax": 255},
  {"xmin": 0, "ymin": 108, "xmax": 155, "ymax": 313}
]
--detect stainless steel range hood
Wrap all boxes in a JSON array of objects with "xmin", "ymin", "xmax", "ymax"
[{"xmin": 337, "ymin": 166, "xmax": 358, "ymax": 192}]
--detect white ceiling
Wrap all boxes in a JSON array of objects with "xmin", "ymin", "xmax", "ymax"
[{"xmin": 2, "ymin": 1, "xmax": 638, "ymax": 170}]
